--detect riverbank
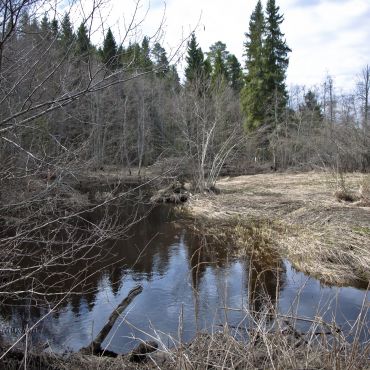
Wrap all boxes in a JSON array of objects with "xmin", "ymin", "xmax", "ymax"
[
  {"xmin": 184, "ymin": 171, "xmax": 370, "ymax": 287},
  {"xmin": 1, "ymin": 170, "xmax": 369, "ymax": 369},
  {"xmin": 3, "ymin": 325, "xmax": 368, "ymax": 369}
]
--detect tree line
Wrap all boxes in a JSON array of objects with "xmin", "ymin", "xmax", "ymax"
[{"xmin": 0, "ymin": 0, "xmax": 369, "ymax": 191}]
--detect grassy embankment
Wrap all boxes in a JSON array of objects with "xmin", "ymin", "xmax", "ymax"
[{"xmin": 184, "ymin": 171, "xmax": 370, "ymax": 287}]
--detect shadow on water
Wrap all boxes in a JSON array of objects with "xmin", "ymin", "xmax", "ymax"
[{"xmin": 0, "ymin": 204, "xmax": 368, "ymax": 354}]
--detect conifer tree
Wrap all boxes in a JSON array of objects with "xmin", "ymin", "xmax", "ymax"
[
  {"xmin": 300, "ymin": 90, "xmax": 323, "ymax": 126},
  {"xmin": 207, "ymin": 41, "xmax": 230, "ymax": 85},
  {"xmin": 203, "ymin": 58, "xmax": 212, "ymax": 81},
  {"xmin": 152, "ymin": 42, "xmax": 169, "ymax": 77},
  {"xmin": 241, "ymin": 0, "xmax": 266, "ymax": 131},
  {"xmin": 184, "ymin": 33, "xmax": 205, "ymax": 83},
  {"xmin": 140, "ymin": 36, "xmax": 153, "ymax": 70},
  {"xmin": 40, "ymin": 13, "xmax": 50, "ymax": 35},
  {"xmin": 227, "ymin": 54, "xmax": 244, "ymax": 92},
  {"xmin": 168, "ymin": 65, "xmax": 181, "ymax": 89},
  {"xmin": 207, "ymin": 41, "xmax": 229, "ymax": 69},
  {"xmin": 212, "ymin": 49, "xmax": 228, "ymax": 85},
  {"xmin": 102, "ymin": 28, "xmax": 118, "ymax": 69},
  {"xmin": 75, "ymin": 22, "xmax": 91, "ymax": 60},
  {"xmin": 264, "ymin": 0, "xmax": 291, "ymax": 124},
  {"xmin": 60, "ymin": 13, "xmax": 74, "ymax": 50},
  {"xmin": 50, "ymin": 18, "xmax": 59, "ymax": 38}
]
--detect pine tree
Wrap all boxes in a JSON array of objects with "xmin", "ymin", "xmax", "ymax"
[
  {"xmin": 264, "ymin": 0, "xmax": 291, "ymax": 124},
  {"xmin": 60, "ymin": 13, "xmax": 74, "ymax": 50},
  {"xmin": 212, "ymin": 49, "xmax": 228, "ymax": 85},
  {"xmin": 102, "ymin": 28, "xmax": 118, "ymax": 69},
  {"xmin": 184, "ymin": 33, "xmax": 205, "ymax": 84},
  {"xmin": 241, "ymin": 0, "xmax": 266, "ymax": 131},
  {"xmin": 207, "ymin": 41, "xmax": 229, "ymax": 68},
  {"xmin": 207, "ymin": 41, "xmax": 230, "ymax": 85},
  {"xmin": 152, "ymin": 42, "xmax": 169, "ymax": 77}
]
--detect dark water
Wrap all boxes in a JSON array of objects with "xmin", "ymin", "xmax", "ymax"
[{"xmin": 0, "ymin": 206, "xmax": 368, "ymax": 354}]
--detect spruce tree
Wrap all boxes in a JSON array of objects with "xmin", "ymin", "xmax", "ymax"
[
  {"xmin": 184, "ymin": 33, "xmax": 205, "ymax": 84},
  {"xmin": 241, "ymin": 0, "xmax": 266, "ymax": 131},
  {"xmin": 227, "ymin": 54, "xmax": 244, "ymax": 92},
  {"xmin": 75, "ymin": 22, "xmax": 91, "ymax": 60},
  {"xmin": 300, "ymin": 90, "xmax": 323, "ymax": 127},
  {"xmin": 264, "ymin": 0, "xmax": 291, "ymax": 124},
  {"xmin": 50, "ymin": 18, "xmax": 59, "ymax": 38},
  {"xmin": 60, "ymin": 13, "xmax": 74, "ymax": 50},
  {"xmin": 102, "ymin": 28, "xmax": 118, "ymax": 69},
  {"xmin": 40, "ymin": 14, "xmax": 50, "ymax": 35}
]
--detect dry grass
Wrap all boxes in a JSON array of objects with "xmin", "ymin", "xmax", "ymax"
[
  {"xmin": 184, "ymin": 171, "xmax": 370, "ymax": 287},
  {"xmin": 6, "ymin": 319, "xmax": 368, "ymax": 369}
]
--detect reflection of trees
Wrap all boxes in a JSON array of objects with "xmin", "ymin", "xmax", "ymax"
[
  {"xmin": 0, "ymin": 205, "xmax": 180, "ymax": 334},
  {"xmin": 246, "ymin": 255, "xmax": 285, "ymax": 315},
  {"xmin": 186, "ymin": 233, "xmax": 235, "ymax": 292}
]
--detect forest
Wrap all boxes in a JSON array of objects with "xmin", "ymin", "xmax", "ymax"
[{"xmin": 0, "ymin": 0, "xmax": 369, "ymax": 369}]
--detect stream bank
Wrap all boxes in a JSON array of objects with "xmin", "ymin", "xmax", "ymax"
[{"xmin": 183, "ymin": 171, "xmax": 370, "ymax": 287}]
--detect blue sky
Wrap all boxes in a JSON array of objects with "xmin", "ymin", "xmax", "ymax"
[{"xmin": 84, "ymin": 0, "xmax": 370, "ymax": 91}]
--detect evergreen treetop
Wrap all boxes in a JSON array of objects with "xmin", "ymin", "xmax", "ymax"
[
  {"xmin": 185, "ymin": 33, "xmax": 206, "ymax": 84},
  {"xmin": 102, "ymin": 27, "xmax": 118, "ymax": 69},
  {"xmin": 75, "ymin": 22, "xmax": 91, "ymax": 60},
  {"xmin": 152, "ymin": 42, "xmax": 169, "ymax": 77},
  {"xmin": 227, "ymin": 54, "xmax": 244, "ymax": 92},
  {"xmin": 60, "ymin": 13, "xmax": 74, "ymax": 49},
  {"xmin": 264, "ymin": 0, "xmax": 291, "ymax": 114},
  {"xmin": 241, "ymin": 0, "xmax": 266, "ymax": 131}
]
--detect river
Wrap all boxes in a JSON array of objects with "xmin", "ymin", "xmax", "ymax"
[{"xmin": 0, "ymin": 205, "xmax": 368, "ymax": 354}]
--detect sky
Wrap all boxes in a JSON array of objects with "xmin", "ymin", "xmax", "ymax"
[{"xmin": 77, "ymin": 0, "xmax": 370, "ymax": 91}]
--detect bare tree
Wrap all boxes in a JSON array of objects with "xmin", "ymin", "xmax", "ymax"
[
  {"xmin": 173, "ymin": 77, "xmax": 243, "ymax": 191},
  {"xmin": 0, "ymin": 0, "xmax": 177, "ymax": 358},
  {"xmin": 357, "ymin": 64, "xmax": 370, "ymax": 131}
]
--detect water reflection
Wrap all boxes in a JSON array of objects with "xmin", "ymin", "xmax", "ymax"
[{"xmin": 0, "ymin": 205, "xmax": 368, "ymax": 354}]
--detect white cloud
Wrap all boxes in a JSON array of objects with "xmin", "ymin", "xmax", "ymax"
[
  {"xmin": 85, "ymin": 0, "xmax": 369, "ymax": 91},
  {"xmin": 282, "ymin": 0, "xmax": 370, "ymax": 90}
]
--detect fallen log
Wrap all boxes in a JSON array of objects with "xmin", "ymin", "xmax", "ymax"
[{"xmin": 80, "ymin": 285, "xmax": 143, "ymax": 356}]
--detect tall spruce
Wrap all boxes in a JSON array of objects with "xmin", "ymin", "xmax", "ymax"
[
  {"xmin": 241, "ymin": 0, "xmax": 266, "ymax": 131},
  {"xmin": 60, "ymin": 13, "xmax": 74, "ymax": 50},
  {"xmin": 264, "ymin": 0, "xmax": 291, "ymax": 125},
  {"xmin": 50, "ymin": 18, "xmax": 59, "ymax": 38},
  {"xmin": 75, "ymin": 22, "xmax": 91, "ymax": 60},
  {"xmin": 184, "ymin": 33, "xmax": 205, "ymax": 84},
  {"xmin": 102, "ymin": 28, "xmax": 118, "ymax": 69}
]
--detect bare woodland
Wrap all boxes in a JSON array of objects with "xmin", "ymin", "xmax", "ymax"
[{"xmin": 0, "ymin": 0, "xmax": 369, "ymax": 367}]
